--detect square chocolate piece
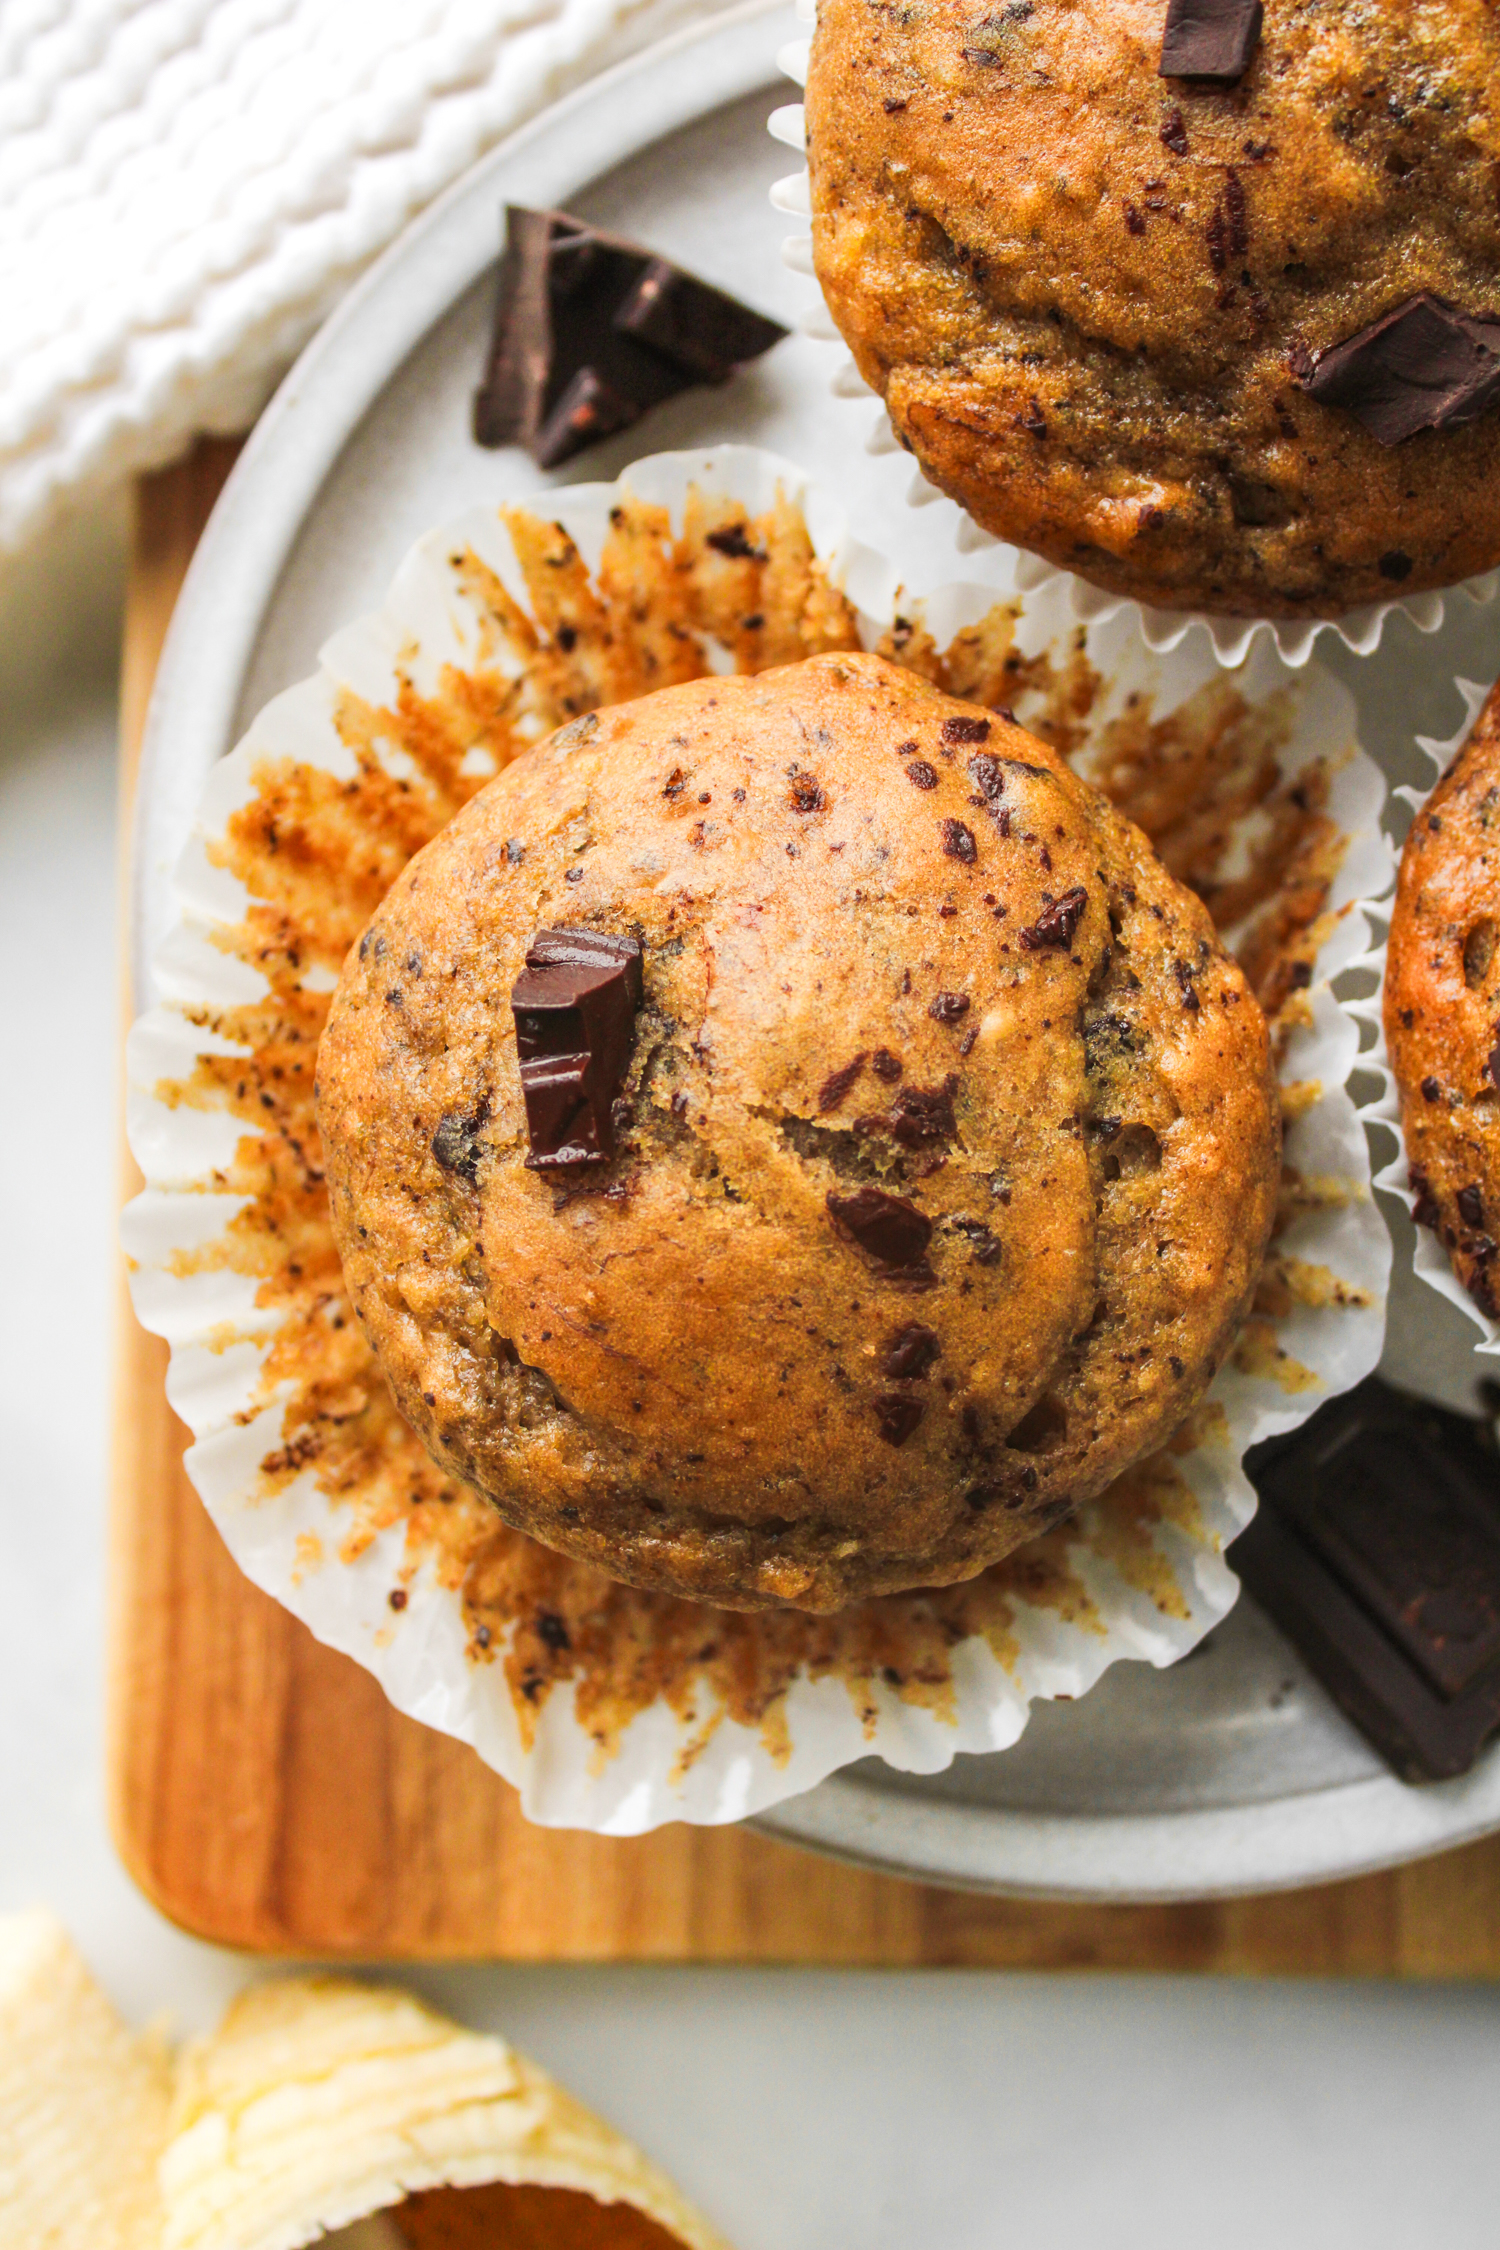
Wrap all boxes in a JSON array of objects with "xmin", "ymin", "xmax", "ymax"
[
  {"xmin": 1159, "ymin": 0, "xmax": 1262, "ymax": 83},
  {"xmin": 1238, "ymin": 1378, "xmax": 1500, "ymax": 1781}
]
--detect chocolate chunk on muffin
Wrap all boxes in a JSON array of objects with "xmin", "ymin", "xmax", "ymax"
[
  {"xmin": 1386, "ymin": 679, "xmax": 1500, "ymax": 1319},
  {"xmin": 805, "ymin": 0, "xmax": 1500, "ymax": 616},
  {"xmin": 317, "ymin": 653, "xmax": 1280, "ymax": 1611}
]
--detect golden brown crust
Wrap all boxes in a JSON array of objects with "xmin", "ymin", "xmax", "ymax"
[
  {"xmin": 1385, "ymin": 679, "xmax": 1500, "ymax": 1320},
  {"xmin": 806, "ymin": 0, "xmax": 1500, "ymax": 617},
  {"xmin": 317, "ymin": 653, "xmax": 1280, "ymax": 1610}
]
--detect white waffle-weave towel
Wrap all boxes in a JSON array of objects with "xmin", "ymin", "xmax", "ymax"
[{"xmin": 1, "ymin": 0, "xmax": 728, "ymax": 554}]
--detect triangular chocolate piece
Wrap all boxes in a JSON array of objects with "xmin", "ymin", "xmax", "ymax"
[
  {"xmin": 1301, "ymin": 292, "xmax": 1500, "ymax": 446},
  {"xmin": 474, "ymin": 206, "xmax": 787, "ymax": 467}
]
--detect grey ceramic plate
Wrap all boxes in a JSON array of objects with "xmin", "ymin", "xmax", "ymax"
[{"xmin": 135, "ymin": 0, "xmax": 1500, "ymax": 1899}]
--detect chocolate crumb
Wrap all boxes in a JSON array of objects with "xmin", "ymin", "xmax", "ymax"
[
  {"xmin": 929, "ymin": 991, "xmax": 971, "ymax": 1025},
  {"xmin": 877, "ymin": 1078, "xmax": 959, "ymax": 1150},
  {"xmin": 882, "ymin": 1322, "xmax": 941, "ymax": 1379},
  {"xmin": 1160, "ymin": 107, "xmax": 1189, "ymax": 157},
  {"xmin": 433, "ymin": 1100, "xmax": 490, "ymax": 1186},
  {"xmin": 827, "ymin": 1186, "xmax": 934, "ymax": 1270},
  {"xmin": 941, "ymin": 714, "xmax": 992, "ymax": 746},
  {"xmin": 706, "ymin": 522, "xmax": 758, "ymax": 559},
  {"xmin": 950, "ymin": 1217, "xmax": 1001, "ymax": 1267},
  {"xmin": 1019, "ymin": 886, "xmax": 1087, "ymax": 950},
  {"xmin": 873, "ymin": 1394, "xmax": 926, "ymax": 1447},
  {"xmin": 788, "ymin": 772, "xmax": 827, "ymax": 814},
  {"xmin": 818, "ymin": 1053, "xmax": 868, "ymax": 1113},
  {"xmin": 871, "ymin": 1047, "xmax": 904, "ymax": 1082}
]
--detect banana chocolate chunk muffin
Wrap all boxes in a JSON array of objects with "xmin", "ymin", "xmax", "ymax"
[
  {"xmin": 317, "ymin": 653, "xmax": 1280, "ymax": 1610},
  {"xmin": 806, "ymin": 0, "xmax": 1500, "ymax": 617},
  {"xmin": 1386, "ymin": 677, "xmax": 1500, "ymax": 1319}
]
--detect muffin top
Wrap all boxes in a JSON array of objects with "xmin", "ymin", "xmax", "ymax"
[
  {"xmin": 1386, "ymin": 678, "xmax": 1500, "ymax": 1321},
  {"xmin": 317, "ymin": 652, "xmax": 1280, "ymax": 1610},
  {"xmin": 806, "ymin": 0, "xmax": 1500, "ymax": 616}
]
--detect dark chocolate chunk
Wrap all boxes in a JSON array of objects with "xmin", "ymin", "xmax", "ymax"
[
  {"xmin": 873, "ymin": 1394, "xmax": 926, "ymax": 1447},
  {"xmin": 929, "ymin": 991, "xmax": 971, "ymax": 1025},
  {"xmin": 788, "ymin": 773, "xmax": 827, "ymax": 814},
  {"xmin": 818, "ymin": 1054, "xmax": 867, "ymax": 1113},
  {"xmin": 1459, "ymin": 1184, "xmax": 1486, "ymax": 1230},
  {"xmin": 510, "ymin": 927, "xmax": 643, "ymax": 1169},
  {"xmin": 1159, "ymin": 0, "xmax": 1261, "ymax": 84},
  {"xmin": 871, "ymin": 1047, "xmax": 904, "ymax": 1082},
  {"xmin": 1019, "ymin": 885, "xmax": 1088, "ymax": 950},
  {"xmin": 906, "ymin": 759, "xmax": 940, "ymax": 790},
  {"xmin": 941, "ymin": 714, "xmax": 991, "ymax": 746},
  {"xmin": 883, "ymin": 1322, "xmax": 941, "ymax": 1380},
  {"xmin": 474, "ymin": 207, "xmax": 786, "ymax": 466},
  {"xmin": 942, "ymin": 819, "xmax": 978, "ymax": 863},
  {"xmin": 968, "ymin": 753, "xmax": 1006, "ymax": 800},
  {"xmin": 827, "ymin": 1187, "xmax": 933, "ymax": 1270},
  {"xmin": 1238, "ymin": 1377, "xmax": 1500, "ymax": 1781},
  {"xmin": 1160, "ymin": 107, "xmax": 1190, "ymax": 156},
  {"xmin": 1300, "ymin": 293, "xmax": 1500, "ymax": 448}
]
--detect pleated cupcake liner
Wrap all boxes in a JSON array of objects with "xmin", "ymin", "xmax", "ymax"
[
  {"xmin": 1348, "ymin": 677, "xmax": 1500, "ymax": 1356},
  {"xmin": 124, "ymin": 443, "xmax": 1391, "ymax": 1832}
]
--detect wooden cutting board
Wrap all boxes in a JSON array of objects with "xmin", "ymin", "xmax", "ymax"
[{"xmin": 109, "ymin": 441, "xmax": 1500, "ymax": 1969}]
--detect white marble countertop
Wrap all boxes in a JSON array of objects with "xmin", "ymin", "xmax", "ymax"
[{"xmin": 3, "ymin": 497, "xmax": 1498, "ymax": 2250}]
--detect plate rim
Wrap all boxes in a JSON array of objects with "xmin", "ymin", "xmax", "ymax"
[
  {"xmin": 130, "ymin": 0, "xmax": 1500, "ymax": 1899},
  {"xmin": 752, "ymin": 1749, "xmax": 1500, "ymax": 1903}
]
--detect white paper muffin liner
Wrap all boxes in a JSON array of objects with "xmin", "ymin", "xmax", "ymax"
[
  {"xmin": 124, "ymin": 443, "xmax": 1392, "ymax": 1833},
  {"xmin": 1352, "ymin": 676, "xmax": 1500, "ymax": 1357},
  {"xmin": 769, "ymin": 26, "xmax": 1500, "ymax": 672}
]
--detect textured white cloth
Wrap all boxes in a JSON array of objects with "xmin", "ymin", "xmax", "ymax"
[{"xmin": 1, "ymin": 0, "xmax": 726, "ymax": 553}]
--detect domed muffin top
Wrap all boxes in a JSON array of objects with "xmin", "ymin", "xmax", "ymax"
[
  {"xmin": 807, "ymin": 0, "xmax": 1500, "ymax": 616},
  {"xmin": 317, "ymin": 653, "xmax": 1279, "ymax": 1609}
]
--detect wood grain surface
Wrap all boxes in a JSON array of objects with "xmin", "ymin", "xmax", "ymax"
[{"xmin": 108, "ymin": 441, "xmax": 1500, "ymax": 1968}]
